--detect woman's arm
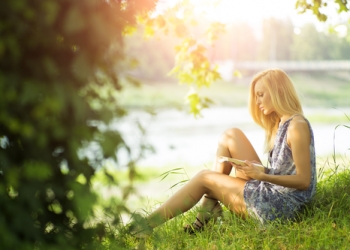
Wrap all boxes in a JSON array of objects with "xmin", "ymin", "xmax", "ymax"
[{"xmin": 235, "ymin": 117, "xmax": 312, "ymax": 190}]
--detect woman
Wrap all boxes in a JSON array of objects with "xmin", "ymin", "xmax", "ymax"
[{"xmin": 131, "ymin": 68, "xmax": 317, "ymax": 236}]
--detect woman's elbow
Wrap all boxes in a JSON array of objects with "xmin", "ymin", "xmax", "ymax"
[{"xmin": 298, "ymin": 179, "xmax": 311, "ymax": 191}]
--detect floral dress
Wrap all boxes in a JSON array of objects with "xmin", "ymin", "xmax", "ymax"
[{"xmin": 243, "ymin": 115, "xmax": 317, "ymax": 223}]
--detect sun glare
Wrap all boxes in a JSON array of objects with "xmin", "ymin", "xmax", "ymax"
[
  {"xmin": 193, "ymin": 0, "xmax": 296, "ymax": 26},
  {"xmin": 156, "ymin": 0, "xmax": 347, "ymax": 33}
]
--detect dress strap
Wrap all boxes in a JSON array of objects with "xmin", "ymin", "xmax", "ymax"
[
  {"xmin": 287, "ymin": 114, "xmax": 303, "ymax": 122},
  {"xmin": 280, "ymin": 114, "xmax": 303, "ymax": 127}
]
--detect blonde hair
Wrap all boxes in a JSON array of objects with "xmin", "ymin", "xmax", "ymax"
[{"xmin": 249, "ymin": 69, "xmax": 303, "ymax": 152}]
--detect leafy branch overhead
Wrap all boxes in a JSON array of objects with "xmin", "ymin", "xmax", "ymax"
[
  {"xmin": 136, "ymin": 0, "xmax": 225, "ymax": 116},
  {"xmin": 295, "ymin": 0, "xmax": 349, "ymax": 22}
]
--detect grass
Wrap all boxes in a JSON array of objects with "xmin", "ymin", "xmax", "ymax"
[
  {"xmin": 90, "ymin": 150, "xmax": 350, "ymax": 249},
  {"xmin": 290, "ymin": 72, "xmax": 350, "ymax": 108},
  {"xmin": 90, "ymin": 139, "xmax": 350, "ymax": 250},
  {"xmin": 113, "ymin": 165, "xmax": 350, "ymax": 250},
  {"xmin": 118, "ymin": 72, "xmax": 350, "ymax": 111}
]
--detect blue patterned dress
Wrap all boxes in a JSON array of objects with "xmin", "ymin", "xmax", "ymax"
[{"xmin": 243, "ymin": 115, "xmax": 317, "ymax": 223}]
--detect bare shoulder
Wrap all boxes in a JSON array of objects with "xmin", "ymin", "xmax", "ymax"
[
  {"xmin": 289, "ymin": 116, "xmax": 309, "ymax": 131},
  {"xmin": 287, "ymin": 116, "xmax": 310, "ymax": 143}
]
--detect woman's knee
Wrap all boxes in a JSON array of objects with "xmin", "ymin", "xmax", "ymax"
[
  {"xmin": 192, "ymin": 169, "xmax": 230, "ymax": 191},
  {"xmin": 219, "ymin": 128, "xmax": 244, "ymax": 145},
  {"xmin": 193, "ymin": 169, "xmax": 212, "ymax": 180},
  {"xmin": 192, "ymin": 169, "xmax": 215, "ymax": 188}
]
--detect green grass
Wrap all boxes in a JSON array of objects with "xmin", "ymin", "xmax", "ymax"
[
  {"xmin": 306, "ymin": 113, "xmax": 350, "ymax": 124},
  {"xmin": 114, "ymin": 168, "xmax": 350, "ymax": 249},
  {"xmin": 90, "ymin": 152, "xmax": 350, "ymax": 249},
  {"xmin": 289, "ymin": 72, "xmax": 350, "ymax": 108},
  {"xmin": 118, "ymin": 72, "xmax": 350, "ymax": 111}
]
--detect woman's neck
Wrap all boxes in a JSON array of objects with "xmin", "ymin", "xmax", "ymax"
[{"xmin": 279, "ymin": 114, "xmax": 300, "ymax": 126}]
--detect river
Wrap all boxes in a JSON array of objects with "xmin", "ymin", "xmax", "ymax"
[{"xmin": 113, "ymin": 107, "xmax": 350, "ymax": 168}]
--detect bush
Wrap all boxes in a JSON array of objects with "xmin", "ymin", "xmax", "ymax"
[{"xmin": 0, "ymin": 0, "xmax": 155, "ymax": 249}]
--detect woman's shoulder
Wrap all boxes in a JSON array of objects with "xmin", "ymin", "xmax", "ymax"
[
  {"xmin": 289, "ymin": 114, "xmax": 309, "ymax": 128},
  {"xmin": 290, "ymin": 114, "xmax": 308, "ymax": 124},
  {"xmin": 287, "ymin": 115, "xmax": 310, "ymax": 136}
]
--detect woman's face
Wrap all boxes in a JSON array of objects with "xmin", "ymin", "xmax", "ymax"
[{"xmin": 254, "ymin": 80, "xmax": 275, "ymax": 115}]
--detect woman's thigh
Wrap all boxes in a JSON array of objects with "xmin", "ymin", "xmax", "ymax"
[
  {"xmin": 196, "ymin": 170, "xmax": 247, "ymax": 216},
  {"xmin": 214, "ymin": 128, "xmax": 262, "ymax": 178}
]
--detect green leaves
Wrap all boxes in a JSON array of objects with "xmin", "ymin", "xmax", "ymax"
[
  {"xmin": 23, "ymin": 161, "xmax": 52, "ymax": 181},
  {"xmin": 64, "ymin": 6, "xmax": 86, "ymax": 34},
  {"xmin": 134, "ymin": 0, "xmax": 226, "ymax": 116},
  {"xmin": 185, "ymin": 89, "xmax": 215, "ymax": 117},
  {"xmin": 335, "ymin": 0, "xmax": 349, "ymax": 13},
  {"xmin": 295, "ymin": 0, "xmax": 328, "ymax": 21},
  {"xmin": 295, "ymin": 0, "xmax": 349, "ymax": 22},
  {"xmin": 42, "ymin": 1, "xmax": 59, "ymax": 25},
  {"xmin": 170, "ymin": 37, "xmax": 221, "ymax": 116},
  {"xmin": 0, "ymin": 0, "xmax": 157, "ymax": 248}
]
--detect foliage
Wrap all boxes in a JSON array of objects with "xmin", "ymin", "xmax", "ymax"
[
  {"xmin": 0, "ymin": 0, "xmax": 156, "ymax": 249},
  {"xmin": 0, "ymin": 0, "xmax": 227, "ymax": 247},
  {"xmin": 291, "ymin": 23, "xmax": 350, "ymax": 60},
  {"xmin": 124, "ymin": 17, "xmax": 350, "ymax": 85},
  {"xmin": 295, "ymin": 0, "xmax": 349, "ymax": 22},
  {"xmin": 123, "ymin": 27, "xmax": 179, "ymax": 81},
  {"xmin": 136, "ymin": 0, "xmax": 225, "ymax": 116}
]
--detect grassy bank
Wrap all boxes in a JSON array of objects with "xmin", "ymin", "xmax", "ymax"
[
  {"xmin": 90, "ymin": 152, "xmax": 350, "ymax": 249},
  {"xmin": 118, "ymin": 72, "xmax": 350, "ymax": 111},
  {"xmin": 114, "ymin": 167, "xmax": 350, "ymax": 249}
]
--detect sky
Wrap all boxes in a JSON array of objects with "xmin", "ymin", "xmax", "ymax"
[{"xmin": 155, "ymin": 0, "xmax": 349, "ymax": 33}]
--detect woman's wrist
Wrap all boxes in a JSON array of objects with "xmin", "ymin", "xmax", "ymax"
[{"xmin": 257, "ymin": 172, "xmax": 269, "ymax": 182}]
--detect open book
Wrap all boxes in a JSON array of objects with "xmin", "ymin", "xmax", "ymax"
[{"xmin": 218, "ymin": 156, "xmax": 265, "ymax": 172}]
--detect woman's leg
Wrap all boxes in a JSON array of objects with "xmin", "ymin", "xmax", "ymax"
[
  {"xmin": 148, "ymin": 169, "xmax": 247, "ymax": 227},
  {"xmin": 148, "ymin": 128, "xmax": 260, "ymax": 227},
  {"xmin": 214, "ymin": 128, "xmax": 262, "ymax": 178},
  {"xmin": 193, "ymin": 128, "xmax": 262, "ymax": 224}
]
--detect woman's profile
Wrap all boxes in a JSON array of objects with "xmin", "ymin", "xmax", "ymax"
[{"xmin": 130, "ymin": 68, "xmax": 317, "ymax": 236}]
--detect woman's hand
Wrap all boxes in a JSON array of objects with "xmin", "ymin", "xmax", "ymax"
[{"xmin": 231, "ymin": 160, "xmax": 264, "ymax": 180}]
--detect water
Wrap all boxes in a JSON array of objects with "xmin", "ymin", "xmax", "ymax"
[{"xmin": 113, "ymin": 107, "xmax": 350, "ymax": 168}]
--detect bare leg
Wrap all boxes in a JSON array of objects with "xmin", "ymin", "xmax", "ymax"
[
  {"xmin": 148, "ymin": 169, "xmax": 247, "ymax": 227},
  {"xmin": 193, "ymin": 128, "xmax": 262, "ymax": 224},
  {"xmin": 148, "ymin": 128, "xmax": 260, "ymax": 228},
  {"xmin": 214, "ymin": 128, "xmax": 262, "ymax": 178}
]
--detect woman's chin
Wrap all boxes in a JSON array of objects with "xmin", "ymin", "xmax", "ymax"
[{"xmin": 263, "ymin": 110, "xmax": 272, "ymax": 115}]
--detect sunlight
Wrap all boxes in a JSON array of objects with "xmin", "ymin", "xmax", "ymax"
[
  {"xmin": 293, "ymin": 27, "xmax": 301, "ymax": 35},
  {"xmin": 205, "ymin": 0, "xmax": 295, "ymax": 24},
  {"xmin": 184, "ymin": 0, "xmax": 298, "ymax": 28},
  {"xmin": 156, "ymin": 0, "xmax": 348, "ymax": 32},
  {"xmin": 334, "ymin": 24, "xmax": 348, "ymax": 38}
]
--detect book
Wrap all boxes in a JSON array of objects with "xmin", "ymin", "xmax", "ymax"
[{"xmin": 218, "ymin": 156, "xmax": 265, "ymax": 172}]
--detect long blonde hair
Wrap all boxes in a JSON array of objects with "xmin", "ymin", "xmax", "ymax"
[{"xmin": 249, "ymin": 69, "xmax": 303, "ymax": 152}]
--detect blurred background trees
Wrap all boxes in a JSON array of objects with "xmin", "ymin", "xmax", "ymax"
[{"xmin": 129, "ymin": 18, "xmax": 350, "ymax": 79}]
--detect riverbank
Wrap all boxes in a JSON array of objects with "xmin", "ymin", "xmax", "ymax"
[{"xmin": 113, "ymin": 107, "xmax": 350, "ymax": 168}]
